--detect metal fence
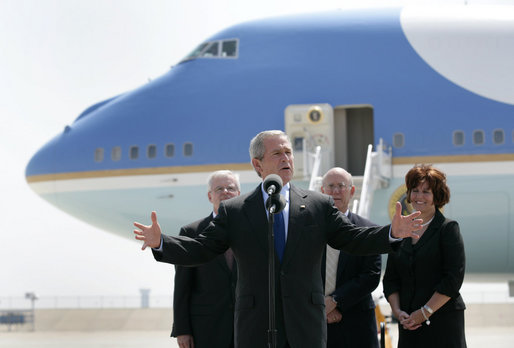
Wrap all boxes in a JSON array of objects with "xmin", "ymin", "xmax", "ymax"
[
  {"xmin": 1, "ymin": 283, "xmax": 513, "ymax": 311},
  {"xmin": 0, "ymin": 295, "xmax": 172, "ymax": 310}
]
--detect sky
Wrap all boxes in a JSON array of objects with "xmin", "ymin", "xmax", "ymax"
[{"xmin": 0, "ymin": 0, "xmax": 507, "ymax": 305}]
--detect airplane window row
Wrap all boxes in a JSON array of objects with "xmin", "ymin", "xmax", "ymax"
[
  {"xmin": 452, "ymin": 129, "xmax": 507, "ymax": 146},
  {"xmin": 94, "ymin": 143, "xmax": 193, "ymax": 163},
  {"xmin": 393, "ymin": 129, "xmax": 512, "ymax": 148},
  {"xmin": 181, "ymin": 39, "xmax": 238, "ymax": 62}
]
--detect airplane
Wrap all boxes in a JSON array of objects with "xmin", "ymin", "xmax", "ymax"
[{"xmin": 25, "ymin": 5, "xmax": 514, "ymax": 273}]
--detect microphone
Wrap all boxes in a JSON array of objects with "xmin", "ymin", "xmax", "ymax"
[
  {"xmin": 266, "ymin": 192, "xmax": 286, "ymax": 214},
  {"xmin": 263, "ymin": 174, "xmax": 283, "ymax": 195}
]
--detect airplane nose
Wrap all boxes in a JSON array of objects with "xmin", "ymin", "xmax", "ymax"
[
  {"xmin": 26, "ymin": 134, "xmax": 59, "ymax": 183},
  {"xmin": 26, "ymin": 123, "xmax": 76, "ymax": 182},
  {"xmin": 26, "ymin": 92, "xmax": 123, "ymax": 184},
  {"xmin": 25, "ymin": 121, "xmax": 86, "ymax": 202},
  {"xmin": 25, "ymin": 131, "xmax": 67, "ymax": 207}
]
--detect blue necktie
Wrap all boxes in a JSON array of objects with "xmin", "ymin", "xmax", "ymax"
[{"xmin": 274, "ymin": 211, "xmax": 286, "ymax": 262}]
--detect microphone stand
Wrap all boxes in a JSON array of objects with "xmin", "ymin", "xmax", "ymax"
[{"xmin": 266, "ymin": 194, "xmax": 281, "ymax": 348}]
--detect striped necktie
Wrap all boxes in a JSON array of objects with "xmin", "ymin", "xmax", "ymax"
[{"xmin": 325, "ymin": 245, "xmax": 340, "ymax": 295}]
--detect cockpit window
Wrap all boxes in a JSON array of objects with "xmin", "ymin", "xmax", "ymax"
[
  {"xmin": 222, "ymin": 40, "xmax": 237, "ymax": 57},
  {"xmin": 180, "ymin": 39, "xmax": 238, "ymax": 63},
  {"xmin": 183, "ymin": 43, "xmax": 209, "ymax": 61},
  {"xmin": 201, "ymin": 42, "xmax": 219, "ymax": 57}
]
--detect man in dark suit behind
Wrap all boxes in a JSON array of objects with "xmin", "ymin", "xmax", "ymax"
[
  {"xmin": 134, "ymin": 130, "xmax": 423, "ymax": 348},
  {"xmin": 172, "ymin": 170, "xmax": 240, "ymax": 348},
  {"xmin": 321, "ymin": 167, "xmax": 380, "ymax": 348}
]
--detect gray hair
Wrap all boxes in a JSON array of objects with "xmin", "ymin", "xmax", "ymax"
[
  {"xmin": 249, "ymin": 130, "xmax": 291, "ymax": 177},
  {"xmin": 207, "ymin": 170, "xmax": 241, "ymax": 191}
]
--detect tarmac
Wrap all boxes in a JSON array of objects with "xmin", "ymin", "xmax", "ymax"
[
  {"xmin": 0, "ymin": 327, "xmax": 513, "ymax": 348},
  {"xmin": 1, "ymin": 304, "xmax": 513, "ymax": 348}
]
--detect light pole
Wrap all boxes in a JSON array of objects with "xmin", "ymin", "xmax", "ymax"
[{"xmin": 24, "ymin": 292, "xmax": 38, "ymax": 331}]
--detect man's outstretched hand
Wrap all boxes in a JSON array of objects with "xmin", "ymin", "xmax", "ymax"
[
  {"xmin": 391, "ymin": 202, "xmax": 423, "ymax": 239},
  {"xmin": 134, "ymin": 211, "xmax": 162, "ymax": 250}
]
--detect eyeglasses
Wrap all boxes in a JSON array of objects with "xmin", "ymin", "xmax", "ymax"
[
  {"xmin": 212, "ymin": 186, "xmax": 238, "ymax": 194},
  {"xmin": 324, "ymin": 183, "xmax": 350, "ymax": 192}
]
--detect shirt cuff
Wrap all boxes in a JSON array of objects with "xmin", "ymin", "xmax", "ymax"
[
  {"xmin": 388, "ymin": 226, "xmax": 402, "ymax": 242},
  {"xmin": 152, "ymin": 235, "xmax": 164, "ymax": 252}
]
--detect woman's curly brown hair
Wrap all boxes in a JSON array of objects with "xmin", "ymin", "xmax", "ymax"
[{"xmin": 405, "ymin": 164, "xmax": 450, "ymax": 209}]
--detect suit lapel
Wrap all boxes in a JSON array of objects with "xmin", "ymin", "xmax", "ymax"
[
  {"xmin": 281, "ymin": 185, "xmax": 308, "ymax": 267},
  {"xmin": 336, "ymin": 251, "xmax": 347, "ymax": 281},
  {"xmin": 242, "ymin": 185, "xmax": 269, "ymax": 252},
  {"xmin": 232, "ymin": 258, "xmax": 238, "ymax": 278}
]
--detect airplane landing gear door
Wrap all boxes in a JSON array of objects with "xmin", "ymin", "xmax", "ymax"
[{"xmin": 284, "ymin": 104, "xmax": 335, "ymax": 181}]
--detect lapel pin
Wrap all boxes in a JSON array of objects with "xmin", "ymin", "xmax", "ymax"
[{"xmin": 300, "ymin": 205, "xmax": 306, "ymax": 209}]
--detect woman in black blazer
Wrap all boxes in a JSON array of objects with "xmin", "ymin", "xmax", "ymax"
[{"xmin": 383, "ymin": 164, "xmax": 467, "ymax": 347}]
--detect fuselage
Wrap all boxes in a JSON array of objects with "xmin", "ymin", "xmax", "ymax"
[{"xmin": 26, "ymin": 6, "xmax": 514, "ymax": 272}]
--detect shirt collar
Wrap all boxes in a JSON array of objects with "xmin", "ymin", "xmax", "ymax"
[{"xmin": 261, "ymin": 182, "xmax": 290, "ymax": 203}]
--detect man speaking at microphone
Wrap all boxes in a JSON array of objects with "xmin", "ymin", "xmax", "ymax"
[{"xmin": 134, "ymin": 130, "xmax": 423, "ymax": 348}]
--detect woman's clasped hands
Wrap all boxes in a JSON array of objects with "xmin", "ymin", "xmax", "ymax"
[{"xmin": 396, "ymin": 309, "xmax": 424, "ymax": 331}]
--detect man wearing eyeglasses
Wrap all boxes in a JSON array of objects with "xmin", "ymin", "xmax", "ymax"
[
  {"xmin": 321, "ymin": 167, "xmax": 380, "ymax": 348},
  {"xmin": 172, "ymin": 170, "xmax": 240, "ymax": 348}
]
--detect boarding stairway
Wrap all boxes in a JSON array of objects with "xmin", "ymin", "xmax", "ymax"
[{"xmin": 306, "ymin": 138, "xmax": 392, "ymax": 219}]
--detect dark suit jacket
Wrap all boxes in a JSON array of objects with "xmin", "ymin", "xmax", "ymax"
[
  {"xmin": 171, "ymin": 214, "xmax": 237, "ymax": 348},
  {"xmin": 383, "ymin": 209, "xmax": 466, "ymax": 347},
  {"xmin": 154, "ymin": 184, "xmax": 395, "ymax": 348},
  {"xmin": 322, "ymin": 212, "xmax": 381, "ymax": 348}
]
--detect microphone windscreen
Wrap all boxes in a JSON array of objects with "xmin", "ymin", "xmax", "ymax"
[
  {"xmin": 275, "ymin": 194, "xmax": 286, "ymax": 212},
  {"xmin": 266, "ymin": 193, "xmax": 286, "ymax": 213},
  {"xmin": 263, "ymin": 174, "xmax": 283, "ymax": 193}
]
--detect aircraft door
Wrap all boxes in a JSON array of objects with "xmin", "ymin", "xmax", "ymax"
[
  {"xmin": 284, "ymin": 104, "xmax": 335, "ymax": 180},
  {"xmin": 334, "ymin": 105, "xmax": 374, "ymax": 176}
]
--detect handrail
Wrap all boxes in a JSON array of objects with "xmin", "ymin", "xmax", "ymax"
[
  {"xmin": 357, "ymin": 144, "xmax": 374, "ymax": 218},
  {"xmin": 308, "ymin": 145, "xmax": 322, "ymax": 190}
]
